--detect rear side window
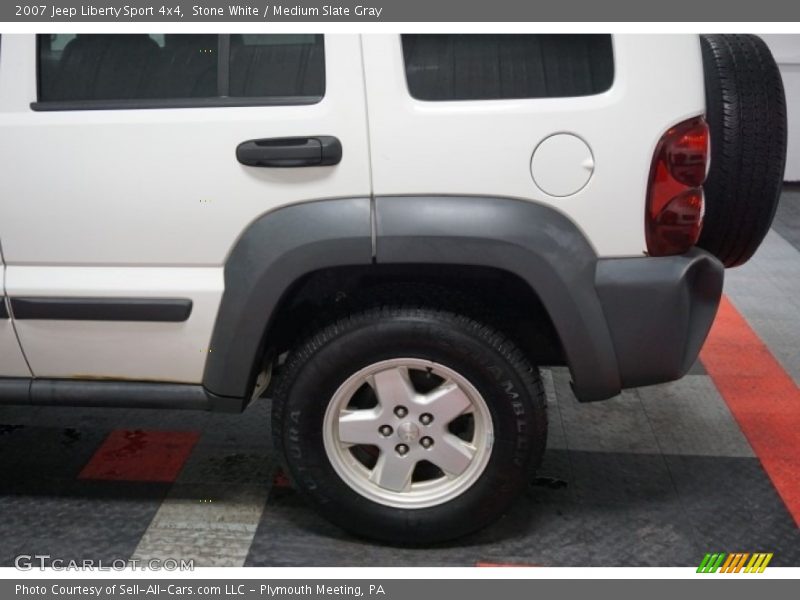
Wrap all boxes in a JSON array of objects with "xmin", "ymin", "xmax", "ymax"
[
  {"xmin": 401, "ymin": 34, "xmax": 614, "ymax": 101},
  {"xmin": 36, "ymin": 34, "xmax": 325, "ymax": 109}
]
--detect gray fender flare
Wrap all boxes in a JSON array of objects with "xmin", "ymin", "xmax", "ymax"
[
  {"xmin": 375, "ymin": 196, "xmax": 621, "ymax": 401},
  {"xmin": 204, "ymin": 195, "xmax": 622, "ymax": 403},
  {"xmin": 203, "ymin": 197, "xmax": 373, "ymax": 398}
]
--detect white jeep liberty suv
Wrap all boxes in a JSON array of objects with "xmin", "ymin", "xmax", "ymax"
[{"xmin": 0, "ymin": 33, "xmax": 787, "ymax": 542}]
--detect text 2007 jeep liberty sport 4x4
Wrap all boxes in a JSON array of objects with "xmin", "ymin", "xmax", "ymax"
[{"xmin": 0, "ymin": 34, "xmax": 787, "ymax": 542}]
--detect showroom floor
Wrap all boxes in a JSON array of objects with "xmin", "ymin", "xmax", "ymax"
[{"xmin": 1, "ymin": 187, "xmax": 799, "ymax": 568}]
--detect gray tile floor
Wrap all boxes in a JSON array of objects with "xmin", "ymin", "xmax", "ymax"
[{"xmin": 0, "ymin": 187, "xmax": 798, "ymax": 567}]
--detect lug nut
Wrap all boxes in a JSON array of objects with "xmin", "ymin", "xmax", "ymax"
[
  {"xmin": 396, "ymin": 444, "xmax": 409, "ymax": 456},
  {"xmin": 420, "ymin": 413, "xmax": 433, "ymax": 425},
  {"xmin": 394, "ymin": 406, "xmax": 408, "ymax": 418},
  {"xmin": 379, "ymin": 425, "xmax": 393, "ymax": 437},
  {"xmin": 420, "ymin": 437, "xmax": 434, "ymax": 449}
]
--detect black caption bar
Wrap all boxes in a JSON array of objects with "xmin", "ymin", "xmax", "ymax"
[{"xmin": 5, "ymin": 0, "xmax": 800, "ymax": 21}]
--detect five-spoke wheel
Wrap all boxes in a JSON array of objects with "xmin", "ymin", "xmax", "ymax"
[{"xmin": 323, "ymin": 359, "xmax": 493, "ymax": 508}]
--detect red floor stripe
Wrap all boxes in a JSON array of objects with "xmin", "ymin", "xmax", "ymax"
[
  {"xmin": 700, "ymin": 295, "xmax": 800, "ymax": 527},
  {"xmin": 79, "ymin": 429, "xmax": 200, "ymax": 483}
]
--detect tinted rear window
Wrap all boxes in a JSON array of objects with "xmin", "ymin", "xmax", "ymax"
[{"xmin": 402, "ymin": 34, "xmax": 614, "ymax": 101}]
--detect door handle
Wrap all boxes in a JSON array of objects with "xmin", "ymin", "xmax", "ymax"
[{"xmin": 236, "ymin": 136, "xmax": 342, "ymax": 168}]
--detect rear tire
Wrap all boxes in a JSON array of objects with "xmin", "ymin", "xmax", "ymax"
[
  {"xmin": 698, "ymin": 34, "xmax": 787, "ymax": 268},
  {"xmin": 271, "ymin": 306, "xmax": 547, "ymax": 544}
]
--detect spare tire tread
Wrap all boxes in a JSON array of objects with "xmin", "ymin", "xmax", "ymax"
[{"xmin": 698, "ymin": 34, "xmax": 787, "ymax": 268}]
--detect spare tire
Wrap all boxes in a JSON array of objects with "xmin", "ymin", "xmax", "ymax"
[{"xmin": 698, "ymin": 34, "xmax": 787, "ymax": 268}]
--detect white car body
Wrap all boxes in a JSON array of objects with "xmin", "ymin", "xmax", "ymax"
[{"xmin": 0, "ymin": 34, "xmax": 704, "ymax": 384}]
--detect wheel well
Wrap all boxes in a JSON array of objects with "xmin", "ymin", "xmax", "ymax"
[{"xmin": 259, "ymin": 264, "xmax": 566, "ymax": 384}]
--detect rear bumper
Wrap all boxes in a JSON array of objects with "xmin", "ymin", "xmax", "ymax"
[{"xmin": 593, "ymin": 248, "xmax": 724, "ymax": 392}]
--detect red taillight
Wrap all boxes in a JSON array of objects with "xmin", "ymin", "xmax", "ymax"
[{"xmin": 646, "ymin": 117, "xmax": 709, "ymax": 256}]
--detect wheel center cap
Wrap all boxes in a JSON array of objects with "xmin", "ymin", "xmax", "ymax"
[{"xmin": 397, "ymin": 421, "xmax": 420, "ymax": 443}]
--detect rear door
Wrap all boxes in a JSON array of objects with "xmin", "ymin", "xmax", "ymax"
[
  {"xmin": 0, "ymin": 33, "xmax": 370, "ymax": 383},
  {"xmin": 0, "ymin": 33, "xmax": 31, "ymax": 378}
]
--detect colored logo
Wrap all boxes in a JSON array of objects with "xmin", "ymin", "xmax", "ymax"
[{"xmin": 697, "ymin": 553, "xmax": 773, "ymax": 573}]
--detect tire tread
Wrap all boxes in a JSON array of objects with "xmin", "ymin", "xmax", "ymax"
[{"xmin": 698, "ymin": 34, "xmax": 787, "ymax": 268}]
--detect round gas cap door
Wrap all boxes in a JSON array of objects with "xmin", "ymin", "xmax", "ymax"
[{"xmin": 530, "ymin": 134, "xmax": 595, "ymax": 197}]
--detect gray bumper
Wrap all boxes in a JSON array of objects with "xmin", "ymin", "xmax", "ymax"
[{"xmin": 594, "ymin": 248, "xmax": 724, "ymax": 391}]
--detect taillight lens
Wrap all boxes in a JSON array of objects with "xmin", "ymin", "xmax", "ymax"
[{"xmin": 646, "ymin": 117, "xmax": 709, "ymax": 256}]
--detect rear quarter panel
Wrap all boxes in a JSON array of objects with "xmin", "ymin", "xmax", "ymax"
[{"xmin": 362, "ymin": 34, "xmax": 706, "ymax": 258}]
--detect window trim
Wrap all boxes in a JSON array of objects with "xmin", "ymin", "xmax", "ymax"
[
  {"xmin": 217, "ymin": 34, "xmax": 231, "ymax": 97},
  {"xmin": 30, "ymin": 96, "xmax": 323, "ymax": 112},
  {"xmin": 32, "ymin": 33, "xmax": 326, "ymax": 111}
]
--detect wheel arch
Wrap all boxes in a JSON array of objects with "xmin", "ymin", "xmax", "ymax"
[
  {"xmin": 202, "ymin": 197, "xmax": 373, "ymax": 399},
  {"xmin": 374, "ymin": 195, "xmax": 622, "ymax": 402},
  {"xmin": 203, "ymin": 195, "xmax": 623, "ymax": 404}
]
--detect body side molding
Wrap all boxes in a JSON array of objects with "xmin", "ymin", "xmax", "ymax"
[{"xmin": 10, "ymin": 297, "xmax": 192, "ymax": 322}]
